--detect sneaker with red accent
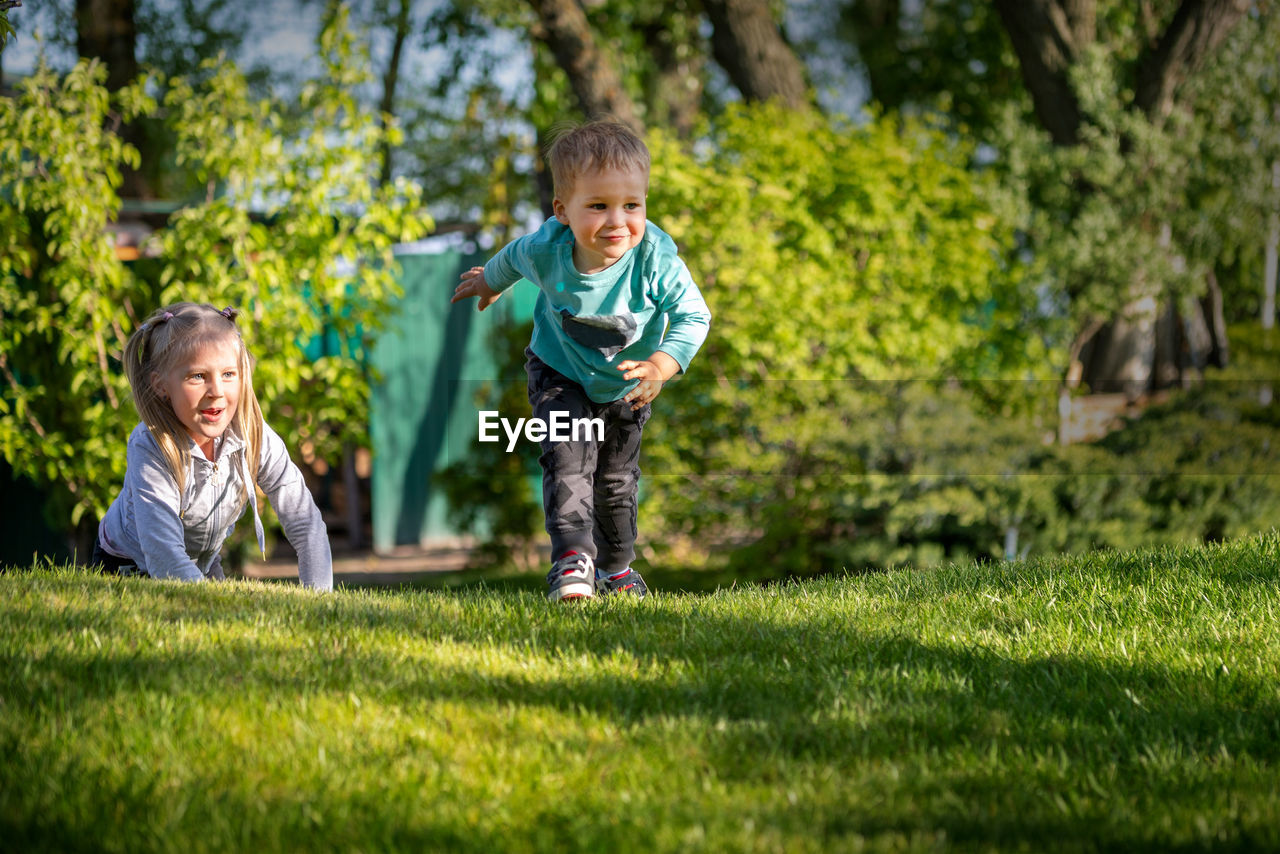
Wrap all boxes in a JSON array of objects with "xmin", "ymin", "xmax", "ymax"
[
  {"xmin": 597, "ymin": 567, "xmax": 649, "ymax": 598},
  {"xmin": 546, "ymin": 552, "xmax": 596, "ymax": 601}
]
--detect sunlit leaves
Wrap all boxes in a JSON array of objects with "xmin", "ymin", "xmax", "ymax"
[
  {"xmin": 635, "ymin": 103, "xmax": 1053, "ymax": 566},
  {"xmin": 0, "ymin": 59, "xmax": 153, "ymax": 533},
  {"xmin": 160, "ymin": 6, "xmax": 432, "ymax": 466},
  {"xmin": 0, "ymin": 13, "xmax": 430, "ymax": 537}
]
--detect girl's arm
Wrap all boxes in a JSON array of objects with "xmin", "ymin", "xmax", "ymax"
[
  {"xmin": 255, "ymin": 422, "xmax": 333, "ymax": 591},
  {"xmin": 129, "ymin": 439, "xmax": 205, "ymax": 582}
]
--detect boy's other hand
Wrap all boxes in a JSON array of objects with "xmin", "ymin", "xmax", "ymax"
[
  {"xmin": 618, "ymin": 355, "xmax": 677, "ymax": 410},
  {"xmin": 452, "ymin": 266, "xmax": 502, "ymax": 311}
]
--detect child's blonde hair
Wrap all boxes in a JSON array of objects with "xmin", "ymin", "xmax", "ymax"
[
  {"xmin": 546, "ymin": 119, "xmax": 650, "ymax": 199},
  {"xmin": 124, "ymin": 302, "xmax": 263, "ymax": 504}
]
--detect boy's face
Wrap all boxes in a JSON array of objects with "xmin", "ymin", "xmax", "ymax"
[{"xmin": 553, "ymin": 165, "xmax": 648, "ymax": 274}]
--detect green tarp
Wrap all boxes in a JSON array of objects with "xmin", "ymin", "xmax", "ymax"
[{"xmin": 369, "ymin": 251, "xmax": 537, "ymax": 551}]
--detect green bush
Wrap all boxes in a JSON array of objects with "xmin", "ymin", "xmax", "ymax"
[
  {"xmin": 0, "ymin": 13, "xmax": 427, "ymax": 540},
  {"xmin": 640, "ymin": 103, "xmax": 1051, "ymax": 573}
]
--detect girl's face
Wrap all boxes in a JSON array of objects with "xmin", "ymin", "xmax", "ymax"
[
  {"xmin": 553, "ymin": 165, "xmax": 648, "ymax": 274},
  {"xmin": 156, "ymin": 338, "xmax": 242, "ymax": 457}
]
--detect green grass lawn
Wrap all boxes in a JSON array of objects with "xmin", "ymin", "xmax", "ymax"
[{"xmin": 3, "ymin": 535, "xmax": 1280, "ymax": 853}]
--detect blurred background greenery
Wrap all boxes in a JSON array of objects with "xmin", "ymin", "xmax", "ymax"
[{"xmin": 2, "ymin": 0, "xmax": 1278, "ymax": 580}]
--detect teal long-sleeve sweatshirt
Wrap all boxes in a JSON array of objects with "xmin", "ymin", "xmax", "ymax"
[{"xmin": 483, "ymin": 217, "xmax": 711, "ymax": 403}]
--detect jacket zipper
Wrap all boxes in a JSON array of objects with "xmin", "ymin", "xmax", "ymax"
[{"xmin": 206, "ymin": 461, "xmax": 220, "ymax": 558}]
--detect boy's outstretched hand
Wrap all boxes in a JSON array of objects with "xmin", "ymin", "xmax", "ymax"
[
  {"xmin": 618, "ymin": 352, "xmax": 681, "ymax": 411},
  {"xmin": 452, "ymin": 266, "xmax": 502, "ymax": 311}
]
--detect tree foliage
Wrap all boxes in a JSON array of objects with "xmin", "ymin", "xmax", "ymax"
[
  {"xmin": 635, "ymin": 103, "xmax": 1052, "ymax": 570},
  {"xmin": 394, "ymin": 0, "xmax": 546, "ymax": 232},
  {"xmin": 813, "ymin": 1, "xmax": 1274, "ymax": 392},
  {"xmin": 442, "ymin": 101, "xmax": 1277, "ymax": 573},
  {"xmin": 0, "ymin": 58, "xmax": 153, "ymax": 532},
  {"xmin": 4, "ymin": 0, "xmax": 260, "ymax": 84},
  {"xmin": 829, "ymin": 0, "xmax": 1024, "ymax": 130},
  {"xmin": 159, "ymin": 12, "xmax": 430, "ymax": 460},
  {"xmin": 1180, "ymin": 5, "xmax": 1280, "ymax": 322},
  {"xmin": 0, "ymin": 12, "xmax": 428, "ymax": 539},
  {"xmin": 990, "ymin": 5, "xmax": 1278, "ymax": 371},
  {"xmin": 0, "ymin": 3, "xmax": 17, "ymax": 49}
]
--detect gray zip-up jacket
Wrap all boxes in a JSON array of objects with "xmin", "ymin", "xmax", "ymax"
[{"xmin": 98, "ymin": 421, "xmax": 332, "ymax": 590}]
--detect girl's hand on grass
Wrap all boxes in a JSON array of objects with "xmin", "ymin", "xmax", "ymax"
[{"xmin": 452, "ymin": 267, "xmax": 502, "ymax": 311}]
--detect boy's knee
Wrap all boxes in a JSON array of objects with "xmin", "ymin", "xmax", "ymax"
[{"xmin": 595, "ymin": 466, "xmax": 639, "ymax": 495}]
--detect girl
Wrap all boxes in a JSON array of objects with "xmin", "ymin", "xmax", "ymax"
[{"xmin": 94, "ymin": 303, "xmax": 332, "ymax": 590}]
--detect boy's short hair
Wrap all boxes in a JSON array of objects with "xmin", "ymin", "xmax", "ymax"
[{"xmin": 547, "ymin": 120, "xmax": 650, "ymax": 198}]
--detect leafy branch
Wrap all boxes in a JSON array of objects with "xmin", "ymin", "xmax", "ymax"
[
  {"xmin": 0, "ymin": 345, "xmax": 48, "ymax": 441},
  {"xmin": 0, "ymin": 1, "xmax": 21, "ymax": 44},
  {"xmin": 1, "ymin": 14, "xmax": 431, "ymax": 538}
]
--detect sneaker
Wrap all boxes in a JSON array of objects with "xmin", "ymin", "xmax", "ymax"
[
  {"xmin": 596, "ymin": 567, "xmax": 649, "ymax": 598},
  {"xmin": 547, "ymin": 552, "xmax": 595, "ymax": 601}
]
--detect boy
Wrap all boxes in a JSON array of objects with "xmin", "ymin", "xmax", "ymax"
[{"xmin": 451, "ymin": 120, "xmax": 711, "ymax": 601}]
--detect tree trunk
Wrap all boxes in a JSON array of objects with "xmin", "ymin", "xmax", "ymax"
[
  {"xmin": 76, "ymin": 0, "xmax": 149, "ymax": 199},
  {"xmin": 378, "ymin": 0, "xmax": 412, "ymax": 188},
  {"xmin": 1077, "ymin": 296, "xmax": 1160, "ymax": 399},
  {"xmin": 841, "ymin": 0, "xmax": 901, "ymax": 110},
  {"xmin": 701, "ymin": 0, "xmax": 808, "ymax": 109},
  {"xmin": 76, "ymin": 0, "xmax": 137, "ymax": 93},
  {"xmin": 70, "ymin": 514, "xmax": 97, "ymax": 568},
  {"xmin": 1133, "ymin": 0, "xmax": 1251, "ymax": 122},
  {"xmin": 1152, "ymin": 293, "xmax": 1218, "ymax": 388},
  {"xmin": 343, "ymin": 442, "xmax": 363, "ymax": 550},
  {"xmin": 369, "ymin": 0, "xmax": 411, "ymax": 547},
  {"xmin": 528, "ymin": 0, "xmax": 641, "ymax": 131},
  {"xmin": 994, "ymin": 1, "xmax": 1250, "ymax": 137},
  {"xmin": 1200, "ymin": 270, "xmax": 1228, "ymax": 369},
  {"xmin": 991, "ymin": 0, "xmax": 1089, "ymax": 146},
  {"xmin": 1266, "ymin": 160, "xmax": 1279, "ymax": 329}
]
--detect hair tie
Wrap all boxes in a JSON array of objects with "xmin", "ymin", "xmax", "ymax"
[
  {"xmin": 138, "ymin": 311, "xmax": 174, "ymax": 334},
  {"xmin": 220, "ymin": 306, "xmax": 238, "ymax": 321}
]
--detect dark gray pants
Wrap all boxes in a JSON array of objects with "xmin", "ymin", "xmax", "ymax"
[
  {"xmin": 526, "ymin": 350, "xmax": 650, "ymax": 573},
  {"xmin": 90, "ymin": 534, "xmax": 147, "ymax": 577}
]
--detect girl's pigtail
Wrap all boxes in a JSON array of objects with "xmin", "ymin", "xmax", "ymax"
[{"xmin": 125, "ymin": 307, "xmax": 190, "ymax": 500}]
